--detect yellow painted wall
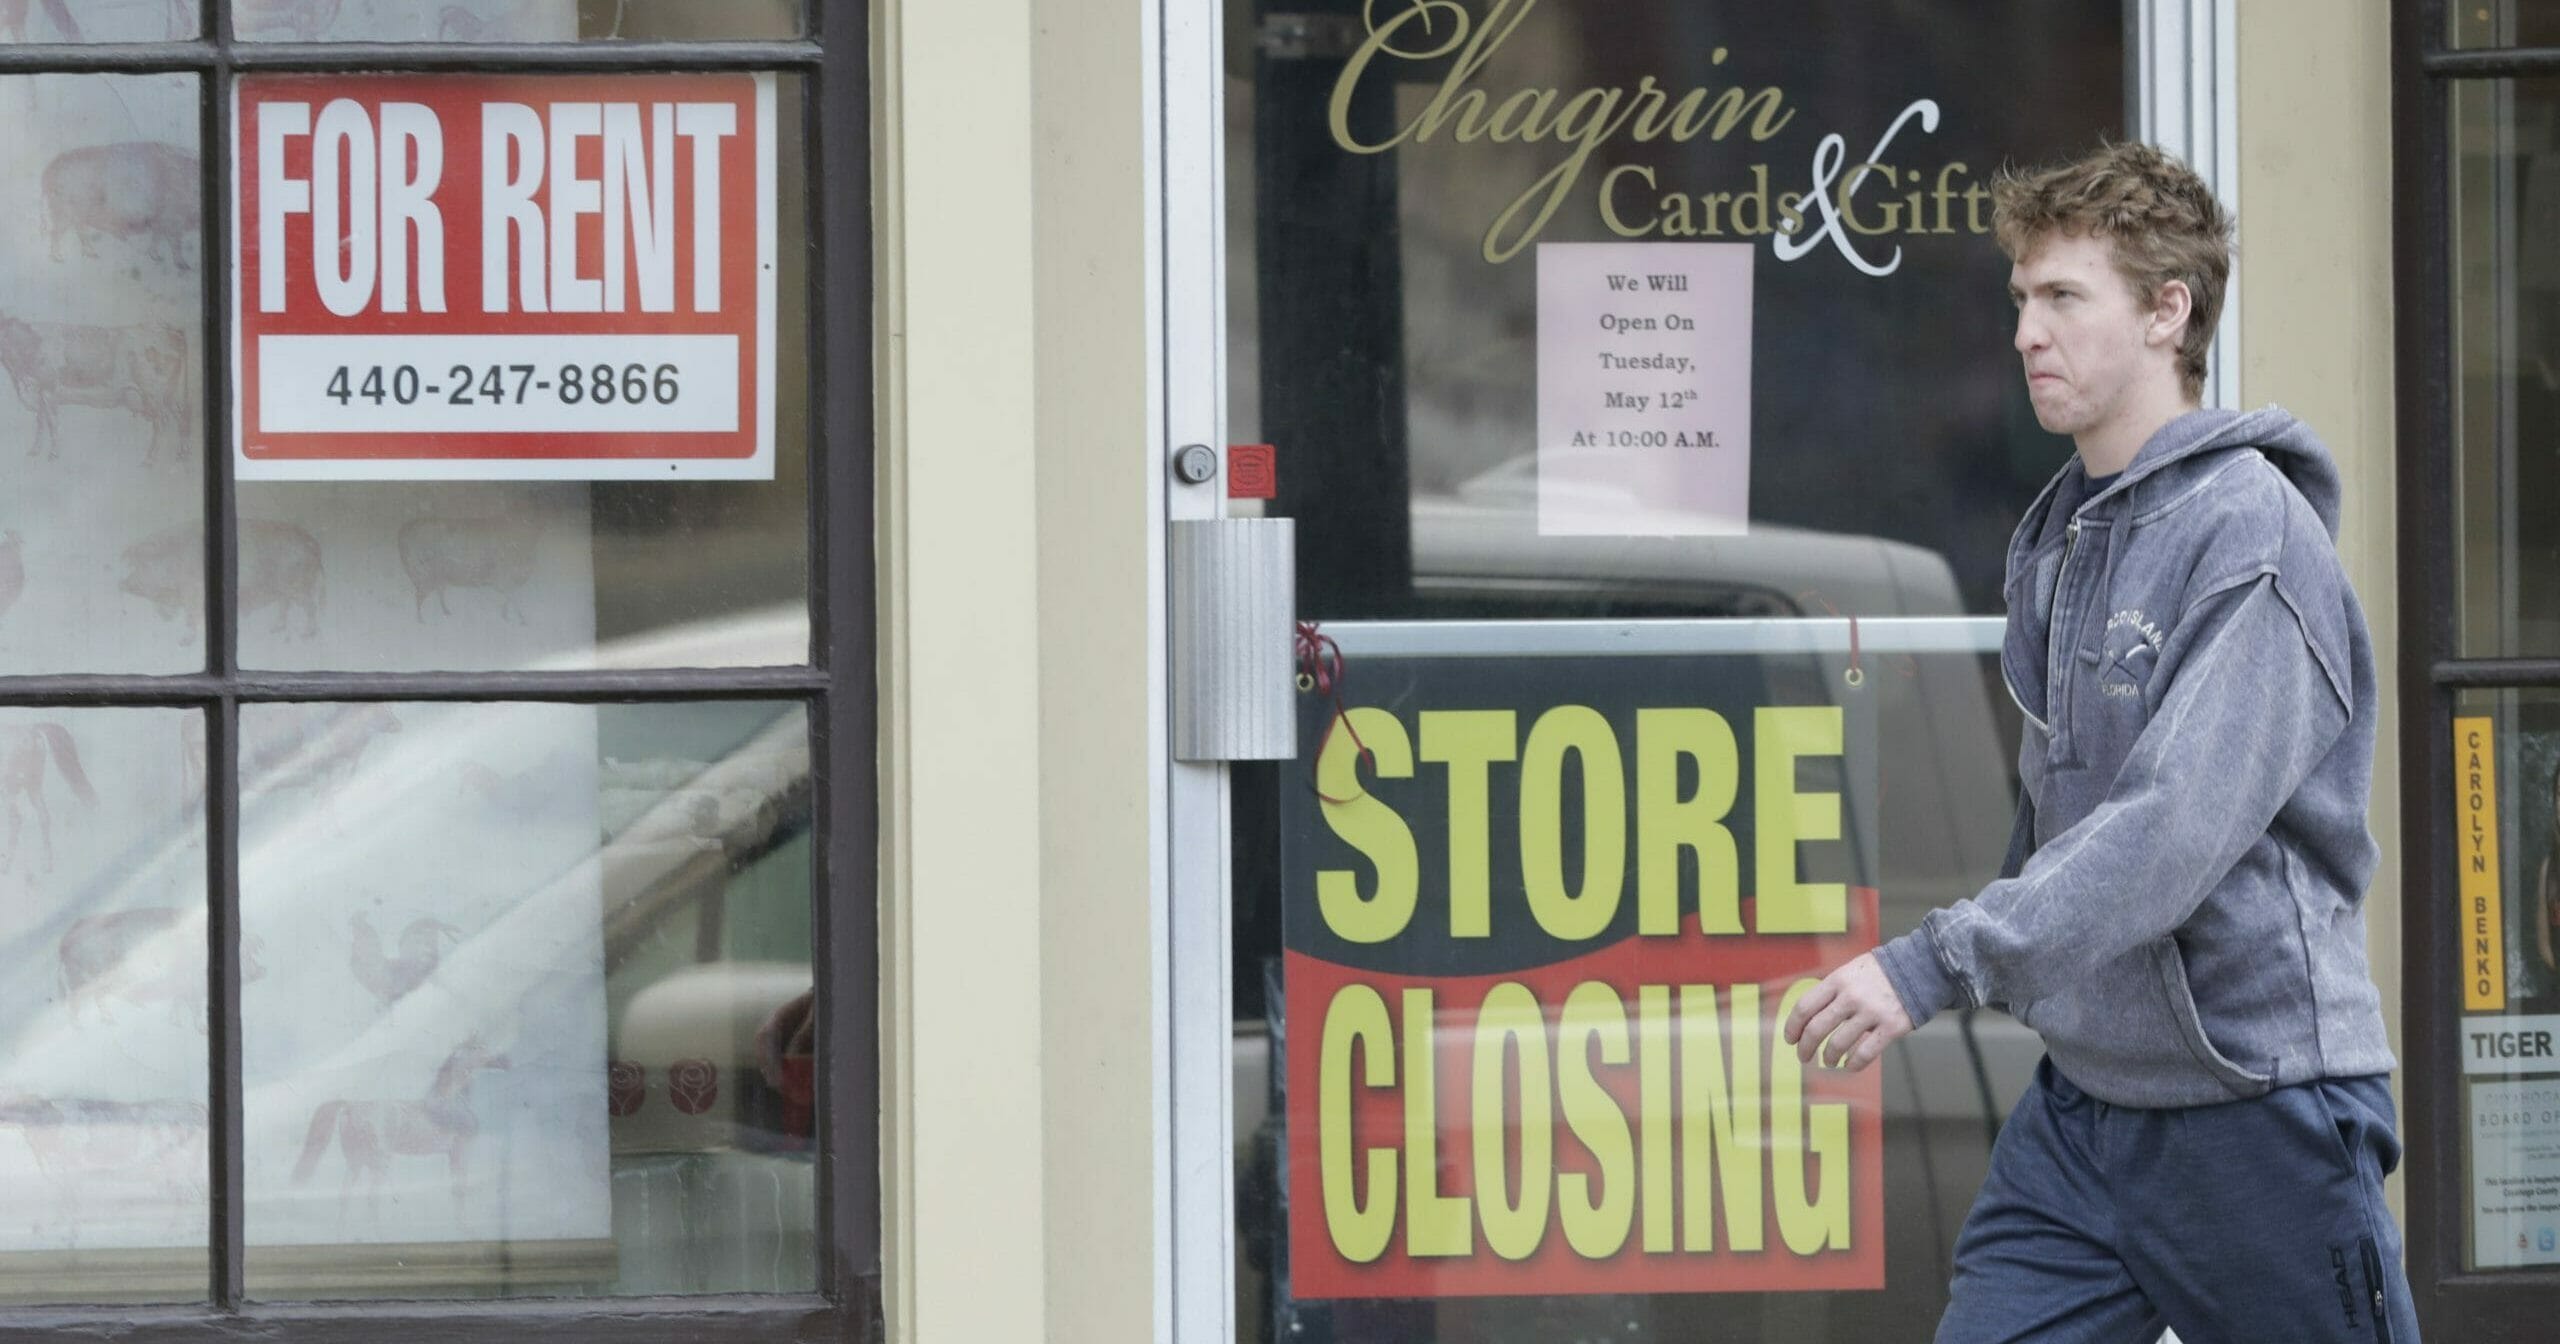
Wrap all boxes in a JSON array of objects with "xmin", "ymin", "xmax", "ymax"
[
  {"xmin": 874, "ymin": 0, "xmax": 1162, "ymax": 1338},
  {"xmin": 2234, "ymin": 0, "xmax": 2402, "ymax": 1220}
]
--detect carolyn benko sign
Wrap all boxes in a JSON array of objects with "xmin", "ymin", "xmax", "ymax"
[{"xmin": 231, "ymin": 72, "xmax": 777, "ymax": 480}]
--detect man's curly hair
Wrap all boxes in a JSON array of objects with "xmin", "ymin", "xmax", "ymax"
[{"xmin": 1991, "ymin": 141, "xmax": 2235, "ymax": 402}]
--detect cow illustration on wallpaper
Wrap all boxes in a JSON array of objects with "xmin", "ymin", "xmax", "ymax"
[
  {"xmin": 0, "ymin": 1, "xmax": 89, "ymax": 43},
  {"xmin": 398, "ymin": 512, "xmax": 540, "ymax": 624},
  {"xmin": 292, "ymin": 1038, "xmax": 511, "ymax": 1218},
  {"xmin": 0, "ymin": 530, "xmax": 22, "ymax": 625},
  {"xmin": 40, "ymin": 142, "xmax": 200, "ymax": 271},
  {"xmin": 349, "ymin": 911, "xmax": 464, "ymax": 1012},
  {"xmin": 237, "ymin": 0, "xmax": 344, "ymax": 42},
  {"xmin": 121, "ymin": 519, "xmax": 323, "ymax": 638},
  {"xmin": 437, "ymin": 1, "xmax": 560, "ymax": 41},
  {"xmin": 0, "ymin": 316, "xmax": 192, "ymax": 464},
  {"xmin": 0, "ymin": 721, "xmax": 95, "ymax": 873},
  {"xmin": 0, "ymin": 1096, "xmax": 208, "ymax": 1225},
  {"xmin": 58, "ymin": 907, "xmax": 268, "ymax": 1029},
  {"xmin": 454, "ymin": 749, "xmax": 577, "ymax": 816}
]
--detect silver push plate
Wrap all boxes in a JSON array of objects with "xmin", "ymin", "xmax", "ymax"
[{"xmin": 1171, "ymin": 518, "xmax": 1296, "ymax": 762}]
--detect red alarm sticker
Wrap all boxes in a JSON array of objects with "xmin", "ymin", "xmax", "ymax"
[{"xmin": 1227, "ymin": 443, "xmax": 1276, "ymax": 499}]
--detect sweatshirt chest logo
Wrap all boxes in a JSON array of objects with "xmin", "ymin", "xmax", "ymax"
[{"xmin": 2099, "ymin": 609, "xmax": 2166, "ymax": 698}]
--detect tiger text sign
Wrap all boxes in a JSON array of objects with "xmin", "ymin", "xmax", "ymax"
[{"xmin": 231, "ymin": 73, "xmax": 777, "ymax": 480}]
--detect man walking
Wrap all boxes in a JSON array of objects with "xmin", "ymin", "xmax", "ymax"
[{"xmin": 1780, "ymin": 141, "xmax": 2415, "ymax": 1342}]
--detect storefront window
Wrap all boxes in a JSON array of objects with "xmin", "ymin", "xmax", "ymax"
[
  {"xmin": 2450, "ymin": 2, "xmax": 2560, "ymax": 49},
  {"xmin": 239, "ymin": 699, "xmax": 814, "ymax": 1299},
  {"xmin": 233, "ymin": 73, "xmax": 812, "ymax": 674},
  {"xmin": 230, "ymin": 1, "xmax": 802, "ymax": 43},
  {"xmin": 0, "ymin": 706, "xmax": 208, "ymax": 1306},
  {"xmin": 2403, "ymin": 2, "xmax": 2560, "ymax": 1333},
  {"xmin": 1226, "ymin": 1, "xmax": 2123, "ymax": 1338},
  {"xmin": 2452, "ymin": 76, "xmax": 2560, "ymax": 659},
  {"xmin": 0, "ymin": 3, "xmax": 197, "ymax": 41},
  {"xmin": 2451, "ymin": 689, "xmax": 2560, "ymax": 1274},
  {"xmin": 0, "ymin": 3, "xmax": 871, "ymax": 1336},
  {"xmin": 0, "ymin": 74, "xmax": 205, "ymax": 676}
]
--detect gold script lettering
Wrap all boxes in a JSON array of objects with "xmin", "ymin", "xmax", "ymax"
[{"xmin": 1329, "ymin": 0, "xmax": 1797, "ymax": 263}]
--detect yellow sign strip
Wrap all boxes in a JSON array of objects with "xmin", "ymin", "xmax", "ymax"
[{"xmin": 2456, "ymin": 716, "xmax": 2507, "ymax": 1011}]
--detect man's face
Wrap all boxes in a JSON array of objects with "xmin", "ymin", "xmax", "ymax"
[{"xmin": 2007, "ymin": 231, "xmax": 2176, "ymax": 438}]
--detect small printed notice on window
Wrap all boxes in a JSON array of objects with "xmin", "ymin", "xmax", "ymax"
[
  {"xmin": 2470, "ymin": 1079, "xmax": 2560, "ymax": 1267},
  {"xmin": 231, "ymin": 72, "xmax": 777, "ymax": 480},
  {"xmin": 1535, "ymin": 242, "xmax": 1753, "ymax": 536}
]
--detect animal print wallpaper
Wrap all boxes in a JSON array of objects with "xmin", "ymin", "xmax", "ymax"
[{"xmin": 0, "ymin": 3, "xmax": 640, "ymax": 1294}]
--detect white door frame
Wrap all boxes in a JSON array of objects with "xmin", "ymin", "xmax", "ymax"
[{"xmin": 1149, "ymin": 4, "xmax": 2239, "ymax": 1338}]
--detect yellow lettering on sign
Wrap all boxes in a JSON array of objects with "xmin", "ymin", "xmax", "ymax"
[
  {"xmin": 1520, "ymin": 706, "xmax": 1627, "ymax": 941},
  {"xmin": 2455, "ymin": 717, "xmax": 2506, "ymax": 1011},
  {"xmin": 1771, "ymin": 979, "xmax": 1853, "ymax": 1253},
  {"xmin": 1753, "ymin": 707, "xmax": 1848, "ymax": 934},
  {"xmin": 1403, "ymin": 988, "xmax": 1474, "ymax": 1257},
  {"xmin": 1679, "ymin": 983, "xmax": 1765, "ymax": 1252},
  {"xmin": 1556, "ymin": 982, "xmax": 1635, "ymax": 1259},
  {"xmin": 1318, "ymin": 983, "xmax": 1397, "ymax": 1262},
  {"xmin": 1316, "ymin": 708, "xmax": 1420, "ymax": 943},
  {"xmin": 1420, "ymin": 710, "xmax": 1518, "ymax": 939},
  {"xmin": 1636, "ymin": 708, "xmax": 1742, "ymax": 935},
  {"xmin": 1470, "ymin": 983, "xmax": 1547, "ymax": 1260}
]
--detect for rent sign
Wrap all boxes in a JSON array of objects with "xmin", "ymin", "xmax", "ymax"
[{"xmin": 231, "ymin": 73, "xmax": 776, "ymax": 480}]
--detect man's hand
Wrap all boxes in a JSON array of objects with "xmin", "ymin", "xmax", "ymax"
[{"xmin": 1781, "ymin": 952, "xmax": 1914, "ymax": 1071}]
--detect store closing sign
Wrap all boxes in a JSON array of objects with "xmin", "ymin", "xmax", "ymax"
[
  {"xmin": 1279, "ymin": 644, "xmax": 1882, "ymax": 1298},
  {"xmin": 232, "ymin": 74, "xmax": 777, "ymax": 480}
]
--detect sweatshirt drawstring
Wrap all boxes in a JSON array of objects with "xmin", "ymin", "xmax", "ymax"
[{"xmin": 2091, "ymin": 492, "xmax": 2126, "ymax": 660}]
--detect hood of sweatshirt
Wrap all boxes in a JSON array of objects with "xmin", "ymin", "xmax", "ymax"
[{"xmin": 2010, "ymin": 407, "xmax": 2343, "ymax": 570}]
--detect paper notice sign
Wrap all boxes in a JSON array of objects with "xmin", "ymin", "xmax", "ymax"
[{"xmin": 1535, "ymin": 242, "xmax": 1753, "ymax": 536}]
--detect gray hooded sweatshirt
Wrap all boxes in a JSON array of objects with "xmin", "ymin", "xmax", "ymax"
[{"xmin": 1875, "ymin": 406, "xmax": 2396, "ymax": 1108}]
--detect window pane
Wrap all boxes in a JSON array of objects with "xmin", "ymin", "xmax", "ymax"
[
  {"xmin": 2451, "ymin": 689, "xmax": 2560, "ymax": 1272},
  {"xmin": 0, "ymin": 707, "xmax": 207, "ymax": 1305},
  {"xmin": 2449, "ymin": 2, "xmax": 2560, "ymax": 48},
  {"xmin": 1227, "ymin": 0, "xmax": 2124, "ymax": 624},
  {"xmin": 240, "ymin": 699, "xmax": 816, "ymax": 1300},
  {"xmin": 234, "ymin": 74, "xmax": 810, "ymax": 672},
  {"xmin": 0, "ymin": 75, "xmax": 204, "ymax": 676},
  {"xmin": 0, "ymin": 2, "xmax": 195, "ymax": 41},
  {"xmin": 233, "ymin": 0, "xmax": 800, "ymax": 42},
  {"xmin": 2451, "ymin": 78, "xmax": 2560, "ymax": 658},
  {"xmin": 1227, "ymin": 0, "xmax": 2116, "ymax": 1334}
]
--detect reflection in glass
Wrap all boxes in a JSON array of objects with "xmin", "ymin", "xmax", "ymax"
[
  {"xmin": 236, "ymin": 77, "xmax": 811, "ymax": 672},
  {"xmin": 2450, "ymin": 1, "xmax": 2560, "ymax": 48},
  {"xmin": 0, "ymin": 2, "xmax": 195, "ymax": 42},
  {"xmin": 241, "ymin": 699, "xmax": 814, "ymax": 1300},
  {"xmin": 233, "ymin": 0, "xmax": 799, "ymax": 42},
  {"xmin": 2455, "ymin": 689, "xmax": 2560, "ymax": 1273},
  {"xmin": 1232, "ymin": 642, "xmax": 2029, "ymax": 1342},
  {"xmin": 2452, "ymin": 78, "xmax": 2560, "ymax": 658},
  {"xmin": 0, "ymin": 75, "xmax": 204, "ymax": 675},
  {"xmin": 1225, "ymin": 0, "xmax": 2117, "ymax": 1333},
  {"xmin": 0, "ymin": 707, "xmax": 207, "ymax": 1305},
  {"xmin": 1228, "ymin": 0, "xmax": 2123, "ymax": 622}
]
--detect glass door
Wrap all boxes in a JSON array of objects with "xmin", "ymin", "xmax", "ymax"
[{"xmin": 1196, "ymin": 3, "xmax": 2136, "ymax": 1340}]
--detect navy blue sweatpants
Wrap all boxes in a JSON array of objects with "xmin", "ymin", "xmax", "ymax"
[{"xmin": 1937, "ymin": 1058, "xmax": 2419, "ymax": 1344}]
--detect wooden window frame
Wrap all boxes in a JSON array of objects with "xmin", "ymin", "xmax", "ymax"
[
  {"xmin": 0, "ymin": 2, "xmax": 879, "ymax": 1339},
  {"xmin": 2395, "ymin": 0, "xmax": 2560, "ymax": 1336}
]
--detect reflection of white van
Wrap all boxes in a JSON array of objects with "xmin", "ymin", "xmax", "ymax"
[{"xmin": 1230, "ymin": 468, "xmax": 2044, "ymax": 1338}]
